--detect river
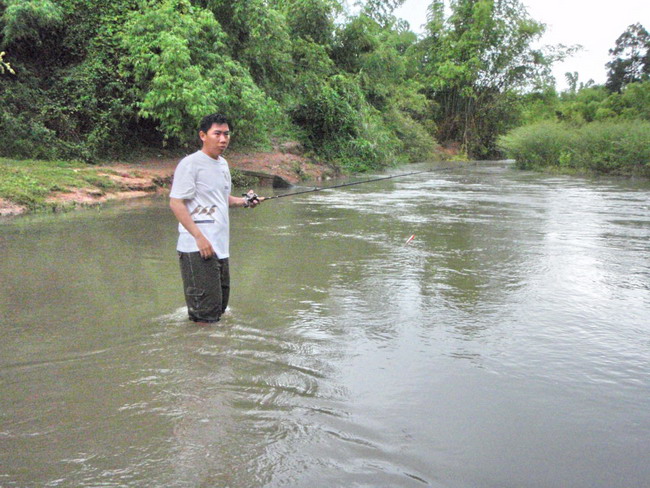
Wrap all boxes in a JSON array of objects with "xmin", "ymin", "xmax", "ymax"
[{"xmin": 1, "ymin": 161, "xmax": 649, "ymax": 487}]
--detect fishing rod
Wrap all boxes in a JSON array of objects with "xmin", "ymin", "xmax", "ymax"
[{"xmin": 243, "ymin": 162, "xmax": 471, "ymax": 205}]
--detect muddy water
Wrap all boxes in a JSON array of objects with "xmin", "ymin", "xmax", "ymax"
[{"xmin": 1, "ymin": 162, "xmax": 649, "ymax": 487}]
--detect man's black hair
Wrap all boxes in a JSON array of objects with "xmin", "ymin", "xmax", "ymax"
[{"xmin": 199, "ymin": 113, "xmax": 230, "ymax": 134}]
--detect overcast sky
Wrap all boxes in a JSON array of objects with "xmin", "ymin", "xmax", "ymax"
[{"xmin": 393, "ymin": 0, "xmax": 650, "ymax": 90}]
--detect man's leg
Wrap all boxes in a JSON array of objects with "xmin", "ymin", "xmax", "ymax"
[
  {"xmin": 219, "ymin": 258, "xmax": 230, "ymax": 316},
  {"xmin": 179, "ymin": 252, "xmax": 224, "ymax": 324}
]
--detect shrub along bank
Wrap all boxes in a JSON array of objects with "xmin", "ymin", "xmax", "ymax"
[{"xmin": 499, "ymin": 120, "xmax": 650, "ymax": 176}]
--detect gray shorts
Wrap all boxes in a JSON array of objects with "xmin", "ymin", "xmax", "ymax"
[{"xmin": 178, "ymin": 252, "xmax": 230, "ymax": 323}]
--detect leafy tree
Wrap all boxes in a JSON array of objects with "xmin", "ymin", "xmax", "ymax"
[
  {"xmin": 281, "ymin": 0, "xmax": 341, "ymax": 45},
  {"xmin": 357, "ymin": 0, "xmax": 406, "ymax": 27},
  {"xmin": 203, "ymin": 0, "xmax": 294, "ymax": 101},
  {"xmin": 565, "ymin": 72, "xmax": 579, "ymax": 94},
  {"xmin": 1, "ymin": 0, "xmax": 587, "ymax": 170},
  {"xmin": 120, "ymin": 0, "xmax": 278, "ymax": 146},
  {"xmin": 333, "ymin": 14, "xmax": 414, "ymax": 110},
  {"xmin": 517, "ymin": 86, "xmax": 559, "ymax": 124},
  {"xmin": 556, "ymin": 85, "xmax": 609, "ymax": 123},
  {"xmin": 331, "ymin": 11, "xmax": 437, "ymax": 162},
  {"xmin": 596, "ymin": 81, "xmax": 650, "ymax": 121},
  {"xmin": 414, "ymin": 0, "xmax": 559, "ymax": 157},
  {"xmin": 606, "ymin": 23, "xmax": 650, "ymax": 93}
]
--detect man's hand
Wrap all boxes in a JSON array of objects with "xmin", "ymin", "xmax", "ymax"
[
  {"xmin": 171, "ymin": 197, "xmax": 216, "ymax": 259},
  {"xmin": 196, "ymin": 234, "xmax": 215, "ymax": 259},
  {"xmin": 243, "ymin": 190, "xmax": 263, "ymax": 208}
]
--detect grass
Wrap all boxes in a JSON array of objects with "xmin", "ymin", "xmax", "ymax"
[
  {"xmin": 0, "ymin": 158, "xmax": 119, "ymax": 211},
  {"xmin": 499, "ymin": 120, "xmax": 650, "ymax": 177}
]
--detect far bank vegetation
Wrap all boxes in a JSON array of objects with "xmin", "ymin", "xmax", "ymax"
[{"xmin": 1, "ymin": 1, "xmax": 649, "ymax": 179}]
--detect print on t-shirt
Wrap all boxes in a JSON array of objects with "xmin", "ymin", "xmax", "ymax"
[{"xmin": 190, "ymin": 205, "xmax": 217, "ymax": 223}]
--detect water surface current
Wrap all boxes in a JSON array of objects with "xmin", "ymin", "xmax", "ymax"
[{"xmin": 1, "ymin": 162, "xmax": 649, "ymax": 487}]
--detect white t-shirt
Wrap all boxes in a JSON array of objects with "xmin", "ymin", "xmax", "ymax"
[{"xmin": 169, "ymin": 150, "xmax": 231, "ymax": 258}]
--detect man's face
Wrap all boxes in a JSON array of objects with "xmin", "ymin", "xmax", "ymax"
[{"xmin": 200, "ymin": 123, "xmax": 231, "ymax": 158}]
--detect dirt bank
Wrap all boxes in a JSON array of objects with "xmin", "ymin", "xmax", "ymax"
[{"xmin": 0, "ymin": 147, "xmax": 335, "ymax": 217}]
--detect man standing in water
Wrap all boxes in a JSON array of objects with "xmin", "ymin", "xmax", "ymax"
[{"xmin": 170, "ymin": 113, "xmax": 261, "ymax": 324}]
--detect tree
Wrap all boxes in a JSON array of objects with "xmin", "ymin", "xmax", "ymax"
[
  {"xmin": 0, "ymin": 0, "xmax": 63, "ymax": 49},
  {"xmin": 565, "ymin": 71, "xmax": 579, "ymax": 94},
  {"xmin": 606, "ymin": 23, "xmax": 650, "ymax": 93},
  {"xmin": 204, "ymin": 0, "xmax": 294, "ymax": 101},
  {"xmin": 415, "ymin": 0, "xmax": 556, "ymax": 157},
  {"xmin": 120, "ymin": 0, "xmax": 277, "ymax": 145}
]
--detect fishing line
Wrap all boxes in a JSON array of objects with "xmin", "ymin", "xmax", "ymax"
[{"xmin": 258, "ymin": 162, "xmax": 473, "ymax": 201}]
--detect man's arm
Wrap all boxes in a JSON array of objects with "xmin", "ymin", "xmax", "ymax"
[
  {"xmin": 228, "ymin": 192, "xmax": 263, "ymax": 208},
  {"xmin": 228, "ymin": 194, "xmax": 247, "ymax": 208},
  {"xmin": 169, "ymin": 197, "xmax": 215, "ymax": 259}
]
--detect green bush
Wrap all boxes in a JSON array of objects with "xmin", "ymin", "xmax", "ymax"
[
  {"xmin": 499, "ymin": 120, "xmax": 650, "ymax": 175},
  {"xmin": 499, "ymin": 121, "xmax": 578, "ymax": 169},
  {"xmin": 577, "ymin": 121, "xmax": 650, "ymax": 173},
  {"xmin": 0, "ymin": 108, "xmax": 62, "ymax": 160},
  {"xmin": 1, "ymin": 0, "xmax": 63, "ymax": 47}
]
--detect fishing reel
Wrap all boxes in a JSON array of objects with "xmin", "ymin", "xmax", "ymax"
[{"xmin": 242, "ymin": 190, "xmax": 261, "ymax": 208}]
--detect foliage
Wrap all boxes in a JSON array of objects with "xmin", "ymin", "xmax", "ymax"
[
  {"xmin": 556, "ymin": 85, "xmax": 611, "ymax": 123},
  {"xmin": 606, "ymin": 23, "xmax": 650, "ymax": 93},
  {"xmin": 120, "ymin": 0, "xmax": 278, "ymax": 147},
  {"xmin": 498, "ymin": 121, "xmax": 577, "ymax": 169},
  {"xmin": 413, "ymin": 0, "xmax": 566, "ymax": 158},
  {"xmin": 499, "ymin": 120, "xmax": 650, "ymax": 175},
  {"xmin": 281, "ymin": 0, "xmax": 340, "ymax": 45},
  {"xmin": 1, "ymin": 0, "xmax": 63, "ymax": 48},
  {"xmin": 518, "ymin": 80, "xmax": 650, "ymax": 125},
  {"xmin": 607, "ymin": 81, "xmax": 650, "ymax": 120},
  {"xmin": 205, "ymin": 0, "xmax": 294, "ymax": 101},
  {"xmin": 358, "ymin": 0, "xmax": 407, "ymax": 26},
  {"xmin": 229, "ymin": 168, "xmax": 261, "ymax": 189},
  {"xmin": 505, "ymin": 22, "xmax": 650, "ymax": 177},
  {"xmin": 0, "ymin": 0, "xmax": 141, "ymax": 160},
  {"xmin": 290, "ymin": 73, "xmax": 378, "ymax": 166},
  {"xmin": 0, "ymin": 0, "xmax": 616, "ymax": 178},
  {"xmin": 517, "ymin": 86, "xmax": 559, "ymax": 124}
]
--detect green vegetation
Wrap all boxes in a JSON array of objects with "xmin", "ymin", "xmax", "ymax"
[
  {"xmin": 229, "ymin": 168, "xmax": 260, "ymax": 189},
  {"xmin": 1, "ymin": 1, "xmax": 649, "ymax": 214},
  {"xmin": 0, "ymin": 0, "xmax": 558, "ymax": 170},
  {"xmin": 0, "ymin": 158, "xmax": 118, "ymax": 210},
  {"xmin": 499, "ymin": 120, "xmax": 650, "ymax": 176},
  {"xmin": 500, "ymin": 21, "xmax": 650, "ymax": 175},
  {"xmin": 501, "ymin": 78, "xmax": 650, "ymax": 174}
]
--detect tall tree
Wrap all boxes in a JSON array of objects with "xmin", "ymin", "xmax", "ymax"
[
  {"xmin": 606, "ymin": 23, "xmax": 650, "ymax": 93},
  {"xmin": 415, "ymin": 0, "xmax": 562, "ymax": 157}
]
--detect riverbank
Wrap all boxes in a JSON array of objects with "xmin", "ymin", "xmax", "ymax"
[{"xmin": 0, "ymin": 145, "xmax": 336, "ymax": 217}]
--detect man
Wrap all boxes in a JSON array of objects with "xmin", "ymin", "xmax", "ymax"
[{"xmin": 169, "ymin": 113, "xmax": 261, "ymax": 324}]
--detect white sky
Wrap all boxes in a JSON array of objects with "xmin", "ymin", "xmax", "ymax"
[{"xmin": 393, "ymin": 0, "xmax": 650, "ymax": 91}]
